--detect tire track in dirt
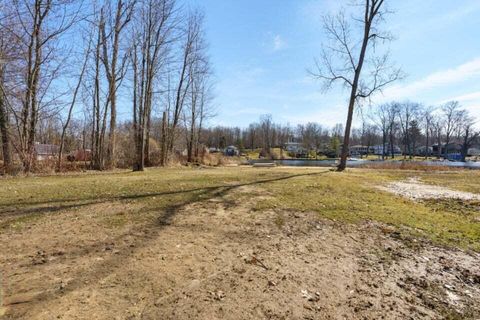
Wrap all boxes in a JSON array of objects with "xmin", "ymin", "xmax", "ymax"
[{"xmin": 1, "ymin": 182, "xmax": 479, "ymax": 319}]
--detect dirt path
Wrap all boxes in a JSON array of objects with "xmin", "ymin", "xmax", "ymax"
[
  {"xmin": 378, "ymin": 177, "xmax": 480, "ymax": 201},
  {"xmin": 1, "ymin": 184, "xmax": 479, "ymax": 319}
]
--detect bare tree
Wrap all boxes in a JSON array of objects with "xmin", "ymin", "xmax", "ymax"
[
  {"xmin": 311, "ymin": 0, "xmax": 402, "ymax": 171},
  {"xmin": 259, "ymin": 114, "xmax": 273, "ymax": 157},
  {"xmin": 130, "ymin": 0, "xmax": 175, "ymax": 171},
  {"xmin": 195, "ymin": 80, "xmax": 215, "ymax": 160},
  {"xmin": 9, "ymin": 0, "xmax": 82, "ymax": 172},
  {"xmin": 276, "ymin": 124, "xmax": 293, "ymax": 159},
  {"xmin": 422, "ymin": 106, "xmax": 435, "ymax": 159},
  {"xmin": 372, "ymin": 104, "xmax": 389, "ymax": 159},
  {"xmin": 386, "ymin": 103, "xmax": 399, "ymax": 158},
  {"xmin": 100, "ymin": 0, "xmax": 135, "ymax": 169},
  {"xmin": 0, "ymin": 76, "xmax": 12, "ymax": 173},
  {"xmin": 185, "ymin": 70, "xmax": 212, "ymax": 163},
  {"xmin": 298, "ymin": 122, "xmax": 323, "ymax": 157},
  {"xmin": 162, "ymin": 10, "xmax": 203, "ymax": 165},
  {"xmin": 57, "ymin": 35, "xmax": 91, "ymax": 171},
  {"xmin": 441, "ymin": 101, "xmax": 463, "ymax": 158},
  {"xmin": 457, "ymin": 111, "xmax": 478, "ymax": 162},
  {"xmin": 184, "ymin": 23, "xmax": 210, "ymax": 163},
  {"xmin": 0, "ymin": 8, "xmax": 15, "ymax": 172},
  {"xmin": 359, "ymin": 111, "xmax": 377, "ymax": 158},
  {"xmin": 246, "ymin": 123, "xmax": 258, "ymax": 150},
  {"xmin": 90, "ymin": 12, "xmax": 108, "ymax": 170},
  {"xmin": 398, "ymin": 102, "xmax": 420, "ymax": 159},
  {"xmin": 431, "ymin": 117, "xmax": 443, "ymax": 159},
  {"xmin": 458, "ymin": 110, "xmax": 480, "ymax": 162}
]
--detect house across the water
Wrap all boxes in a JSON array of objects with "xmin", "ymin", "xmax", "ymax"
[
  {"xmin": 349, "ymin": 145, "xmax": 374, "ymax": 156},
  {"xmin": 468, "ymin": 147, "xmax": 480, "ymax": 156},
  {"xmin": 284, "ymin": 142, "xmax": 303, "ymax": 153},
  {"xmin": 224, "ymin": 145, "xmax": 239, "ymax": 156},
  {"xmin": 284, "ymin": 142, "xmax": 308, "ymax": 157},
  {"xmin": 415, "ymin": 146, "xmax": 433, "ymax": 156},
  {"xmin": 34, "ymin": 143, "xmax": 59, "ymax": 161},
  {"xmin": 371, "ymin": 144, "xmax": 402, "ymax": 156}
]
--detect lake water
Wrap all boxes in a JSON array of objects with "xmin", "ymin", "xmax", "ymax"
[{"xmin": 248, "ymin": 159, "xmax": 480, "ymax": 169}]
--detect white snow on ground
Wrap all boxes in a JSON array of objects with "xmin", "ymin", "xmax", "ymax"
[{"xmin": 378, "ymin": 177, "xmax": 480, "ymax": 201}]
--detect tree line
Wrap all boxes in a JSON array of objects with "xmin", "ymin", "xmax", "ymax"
[
  {"xmin": 0, "ymin": 0, "xmax": 213, "ymax": 174},
  {"xmin": 202, "ymin": 100, "xmax": 479, "ymax": 162},
  {"xmin": 1, "ymin": 0, "xmax": 479, "ymax": 175}
]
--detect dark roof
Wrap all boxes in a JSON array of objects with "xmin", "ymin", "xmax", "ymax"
[{"xmin": 34, "ymin": 143, "xmax": 59, "ymax": 155}]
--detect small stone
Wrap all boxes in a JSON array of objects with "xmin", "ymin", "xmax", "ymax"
[
  {"xmin": 268, "ymin": 280, "xmax": 277, "ymax": 287},
  {"xmin": 444, "ymin": 284, "xmax": 455, "ymax": 291}
]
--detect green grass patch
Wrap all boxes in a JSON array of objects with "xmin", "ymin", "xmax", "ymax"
[
  {"xmin": 0, "ymin": 167, "xmax": 297, "ymax": 230},
  {"xmin": 1, "ymin": 167, "xmax": 479, "ymax": 251},
  {"xmin": 417, "ymin": 170, "xmax": 480, "ymax": 194},
  {"xmin": 254, "ymin": 169, "xmax": 480, "ymax": 251}
]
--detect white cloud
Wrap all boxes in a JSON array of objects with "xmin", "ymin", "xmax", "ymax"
[
  {"xmin": 443, "ymin": 91, "xmax": 480, "ymax": 104},
  {"xmin": 464, "ymin": 105, "xmax": 480, "ymax": 119},
  {"xmin": 439, "ymin": 93, "xmax": 480, "ymax": 127},
  {"xmin": 272, "ymin": 35, "xmax": 286, "ymax": 51},
  {"xmin": 380, "ymin": 57, "xmax": 480, "ymax": 101}
]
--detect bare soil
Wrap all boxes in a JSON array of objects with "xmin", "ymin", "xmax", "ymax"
[
  {"xmin": 378, "ymin": 177, "xmax": 480, "ymax": 201},
  {"xmin": 1, "ymin": 184, "xmax": 479, "ymax": 319}
]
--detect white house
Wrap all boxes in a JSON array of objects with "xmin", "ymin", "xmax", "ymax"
[
  {"xmin": 284, "ymin": 142, "xmax": 304, "ymax": 153},
  {"xmin": 468, "ymin": 147, "xmax": 480, "ymax": 156},
  {"xmin": 349, "ymin": 145, "xmax": 374, "ymax": 156},
  {"xmin": 372, "ymin": 144, "xmax": 402, "ymax": 156}
]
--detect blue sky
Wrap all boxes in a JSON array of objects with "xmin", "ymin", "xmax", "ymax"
[{"xmin": 183, "ymin": 0, "xmax": 480, "ymax": 128}]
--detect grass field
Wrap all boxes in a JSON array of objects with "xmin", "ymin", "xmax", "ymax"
[
  {"xmin": 1, "ymin": 166, "xmax": 480, "ymax": 319},
  {"xmin": 1, "ymin": 167, "xmax": 479, "ymax": 251}
]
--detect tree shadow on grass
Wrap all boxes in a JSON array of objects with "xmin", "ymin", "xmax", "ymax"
[
  {"xmin": 0, "ymin": 171, "xmax": 326, "ymax": 220},
  {"xmin": 3, "ymin": 171, "xmax": 328, "ymax": 317}
]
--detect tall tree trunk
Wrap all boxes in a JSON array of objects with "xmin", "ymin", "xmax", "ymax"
[
  {"xmin": 102, "ymin": 1, "xmax": 124, "ymax": 169},
  {"xmin": 25, "ymin": 35, "xmax": 42, "ymax": 173},
  {"xmin": 381, "ymin": 130, "xmax": 387, "ymax": 160},
  {"xmin": 133, "ymin": 113, "xmax": 145, "ymax": 171},
  {"xmin": 425, "ymin": 127, "xmax": 429, "ymax": 160},
  {"xmin": 160, "ymin": 111, "xmax": 167, "ymax": 166},
  {"xmin": 338, "ymin": 92, "xmax": 356, "ymax": 171},
  {"xmin": 436, "ymin": 134, "xmax": 442, "ymax": 159},
  {"xmin": 444, "ymin": 135, "xmax": 450, "ymax": 160},
  {"xmin": 0, "ymin": 85, "xmax": 11, "ymax": 172},
  {"xmin": 144, "ymin": 107, "xmax": 151, "ymax": 166},
  {"xmin": 106, "ymin": 93, "xmax": 116, "ymax": 168},
  {"xmin": 461, "ymin": 131, "xmax": 468, "ymax": 162},
  {"xmin": 196, "ymin": 107, "xmax": 204, "ymax": 160},
  {"xmin": 168, "ymin": 60, "xmax": 189, "ymax": 155},
  {"xmin": 338, "ymin": 18, "xmax": 372, "ymax": 171},
  {"xmin": 187, "ymin": 85, "xmax": 197, "ymax": 163},
  {"xmin": 132, "ymin": 42, "xmax": 145, "ymax": 172},
  {"xmin": 187, "ymin": 122, "xmax": 195, "ymax": 163},
  {"xmin": 389, "ymin": 128, "xmax": 395, "ymax": 159}
]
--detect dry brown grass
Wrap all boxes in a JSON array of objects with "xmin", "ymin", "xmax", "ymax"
[
  {"xmin": 360, "ymin": 161, "xmax": 464, "ymax": 171},
  {"xmin": 197, "ymin": 153, "xmax": 242, "ymax": 166}
]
